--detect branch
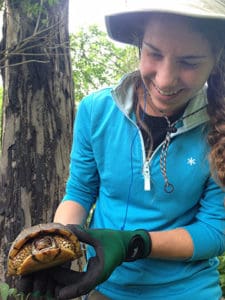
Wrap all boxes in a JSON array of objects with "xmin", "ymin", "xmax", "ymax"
[
  {"xmin": 33, "ymin": 0, "xmax": 44, "ymax": 35},
  {"xmin": 0, "ymin": 17, "xmax": 69, "ymax": 68},
  {"xmin": 0, "ymin": 59, "xmax": 50, "ymax": 69}
]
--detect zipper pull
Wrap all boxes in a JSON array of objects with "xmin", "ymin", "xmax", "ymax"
[{"xmin": 143, "ymin": 160, "xmax": 150, "ymax": 191}]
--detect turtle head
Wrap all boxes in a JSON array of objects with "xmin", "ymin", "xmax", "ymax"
[{"xmin": 33, "ymin": 236, "xmax": 57, "ymax": 252}]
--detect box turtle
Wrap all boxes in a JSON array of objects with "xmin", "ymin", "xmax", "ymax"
[{"xmin": 7, "ymin": 223, "xmax": 83, "ymax": 276}]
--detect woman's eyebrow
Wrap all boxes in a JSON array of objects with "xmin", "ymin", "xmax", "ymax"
[
  {"xmin": 178, "ymin": 55, "xmax": 207, "ymax": 60},
  {"xmin": 143, "ymin": 41, "xmax": 160, "ymax": 52},
  {"xmin": 143, "ymin": 41, "xmax": 207, "ymax": 60}
]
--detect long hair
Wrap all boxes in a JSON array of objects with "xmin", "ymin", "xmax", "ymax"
[
  {"xmin": 193, "ymin": 18, "xmax": 225, "ymax": 187},
  {"xmin": 207, "ymin": 47, "xmax": 225, "ymax": 186}
]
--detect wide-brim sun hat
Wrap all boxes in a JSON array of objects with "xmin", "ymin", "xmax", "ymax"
[{"xmin": 105, "ymin": 0, "xmax": 225, "ymax": 45}]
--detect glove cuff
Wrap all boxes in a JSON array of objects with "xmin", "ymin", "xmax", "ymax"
[{"xmin": 125, "ymin": 230, "xmax": 152, "ymax": 262}]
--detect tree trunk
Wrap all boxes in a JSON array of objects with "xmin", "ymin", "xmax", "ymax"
[{"xmin": 0, "ymin": 0, "xmax": 77, "ymax": 283}]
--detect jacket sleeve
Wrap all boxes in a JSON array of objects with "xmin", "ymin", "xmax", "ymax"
[
  {"xmin": 63, "ymin": 95, "xmax": 99, "ymax": 212},
  {"xmin": 184, "ymin": 176, "xmax": 225, "ymax": 260}
]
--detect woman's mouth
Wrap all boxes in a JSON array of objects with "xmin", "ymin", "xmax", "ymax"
[{"xmin": 152, "ymin": 82, "xmax": 182, "ymax": 97}]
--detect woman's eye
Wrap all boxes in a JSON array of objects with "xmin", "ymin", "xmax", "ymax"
[
  {"xmin": 180, "ymin": 61, "xmax": 199, "ymax": 69},
  {"xmin": 149, "ymin": 52, "xmax": 162, "ymax": 59}
]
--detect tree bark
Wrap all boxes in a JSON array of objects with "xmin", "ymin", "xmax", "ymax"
[{"xmin": 0, "ymin": 0, "xmax": 76, "ymax": 282}]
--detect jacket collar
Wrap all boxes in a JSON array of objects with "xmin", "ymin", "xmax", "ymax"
[{"xmin": 111, "ymin": 71, "xmax": 209, "ymax": 130}]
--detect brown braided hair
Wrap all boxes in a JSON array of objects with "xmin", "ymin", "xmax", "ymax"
[{"xmin": 207, "ymin": 48, "xmax": 225, "ymax": 187}]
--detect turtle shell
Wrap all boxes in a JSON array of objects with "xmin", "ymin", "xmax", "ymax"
[{"xmin": 7, "ymin": 223, "xmax": 83, "ymax": 276}]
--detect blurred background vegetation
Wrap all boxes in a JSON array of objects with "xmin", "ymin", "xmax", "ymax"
[
  {"xmin": 219, "ymin": 255, "xmax": 225, "ymax": 296},
  {"xmin": 70, "ymin": 25, "xmax": 139, "ymax": 104}
]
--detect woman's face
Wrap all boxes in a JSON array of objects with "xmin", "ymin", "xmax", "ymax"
[{"xmin": 139, "ymin": 15, "xmax": 216, "ymax": 116}]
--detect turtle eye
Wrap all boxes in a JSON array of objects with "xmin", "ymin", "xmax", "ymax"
[{"xmin": 34, "ymin": 236, "xmax": 54, "ymax": 250}]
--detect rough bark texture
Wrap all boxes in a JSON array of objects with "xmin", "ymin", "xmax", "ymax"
[{"xmin": 0, "ymin": 0, "xmax": 80, "ymax": 284}]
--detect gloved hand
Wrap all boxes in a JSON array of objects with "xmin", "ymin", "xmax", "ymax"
[
  {"xmin": 15, "ymin": 263, "xmax": 71, "ymax": 299},
  {"xmin": 52, "ymin": 225, "xmax": 152, "ymax": 299}
]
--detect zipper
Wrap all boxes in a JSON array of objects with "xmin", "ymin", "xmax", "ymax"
[
  {"xmin": 143, "ymin": 159, "xmax": 150, "ymax": 191},
  {"xmin": 134, "ymin": 124, "xmax": 152, "ymax": 191},
  {"xmin": 125, "ymin": 116, "xmax": 151, "ymax": 192},
  {"xmin": 112, "ymin": 100, "xmax": 151, "ymax": 191}
]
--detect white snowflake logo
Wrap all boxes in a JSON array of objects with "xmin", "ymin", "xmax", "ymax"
[{"xmin": 187, "ymin": 157, "xmax": 196, "ymax": 166}]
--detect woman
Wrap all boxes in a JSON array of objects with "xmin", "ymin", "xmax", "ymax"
[{"xmin": 17, "ymin": 0, "xmax": 225, "ymax": 299}]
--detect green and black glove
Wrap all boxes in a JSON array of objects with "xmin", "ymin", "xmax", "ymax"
[
  {"xmin": 52, "ymin": 225, "xmax": 151, "ymax": 299},
  {"xmin": 15, "ymin": 262, "xmax": 71, "ymax": 299}
]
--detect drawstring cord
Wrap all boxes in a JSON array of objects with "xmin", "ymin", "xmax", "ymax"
[
  {"xmin": 142, "ymin": 83, "xmax": 206, "ymax": 193},
  {"xmin": 160, "ymin": 116, "xmax": 177, "ymax": 193}
]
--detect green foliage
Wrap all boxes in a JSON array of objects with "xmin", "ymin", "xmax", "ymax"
[
  {"xmin": 0, "ymin": 281, "xmax": 27, "ymax": 300},
  {"xmin": 219, "ymin": 255, "xmax": 225, "ymax": 296},
  {"xmin": 0, "ymin": 281, "xmax": 54, "ymax": 299},
  {"xmin": 0, "ymin": 281, "xmax": 55, "ymax": 299},
  {"xmin": 70, "ymin": 25, "xmax": 139, "ymax": 103},
  {"xmin": 10, "ymin": 0, "xmax": 59, "ymax": 21},
  {"xmin": 23, "ymin": 1, "xmax": 41, "ymax": 17}
]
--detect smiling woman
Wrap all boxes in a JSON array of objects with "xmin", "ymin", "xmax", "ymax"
[{"xmin": 139, "ymin": 14, "xmax": 216, "ymax": 117}]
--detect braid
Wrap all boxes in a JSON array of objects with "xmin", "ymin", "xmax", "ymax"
[{"xmin": 207, "ymin": 48, "xmax": 225, "ymax": 187}]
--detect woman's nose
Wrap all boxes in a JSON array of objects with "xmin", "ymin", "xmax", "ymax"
[{"xmin": 155, "ymin": 60, "xmax": 179, "ymax": 91}]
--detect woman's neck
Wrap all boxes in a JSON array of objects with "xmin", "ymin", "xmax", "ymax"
[{"xmin": 136, "ymin": 85, "xmax": 187, "ymax": 117}]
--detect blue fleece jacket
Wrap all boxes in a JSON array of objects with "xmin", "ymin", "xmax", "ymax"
[{"xmin": 63, "ymin": 72, "xmax": 225, "ymax": 299}]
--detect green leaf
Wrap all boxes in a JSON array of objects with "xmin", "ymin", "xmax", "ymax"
[
  {"xmin": 0, "ymin": 282, "xmax": 10, "ymax": 300},
  {"xmin": 8, "ymin": 287, "xmax": 18, "ymax": 296}
]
